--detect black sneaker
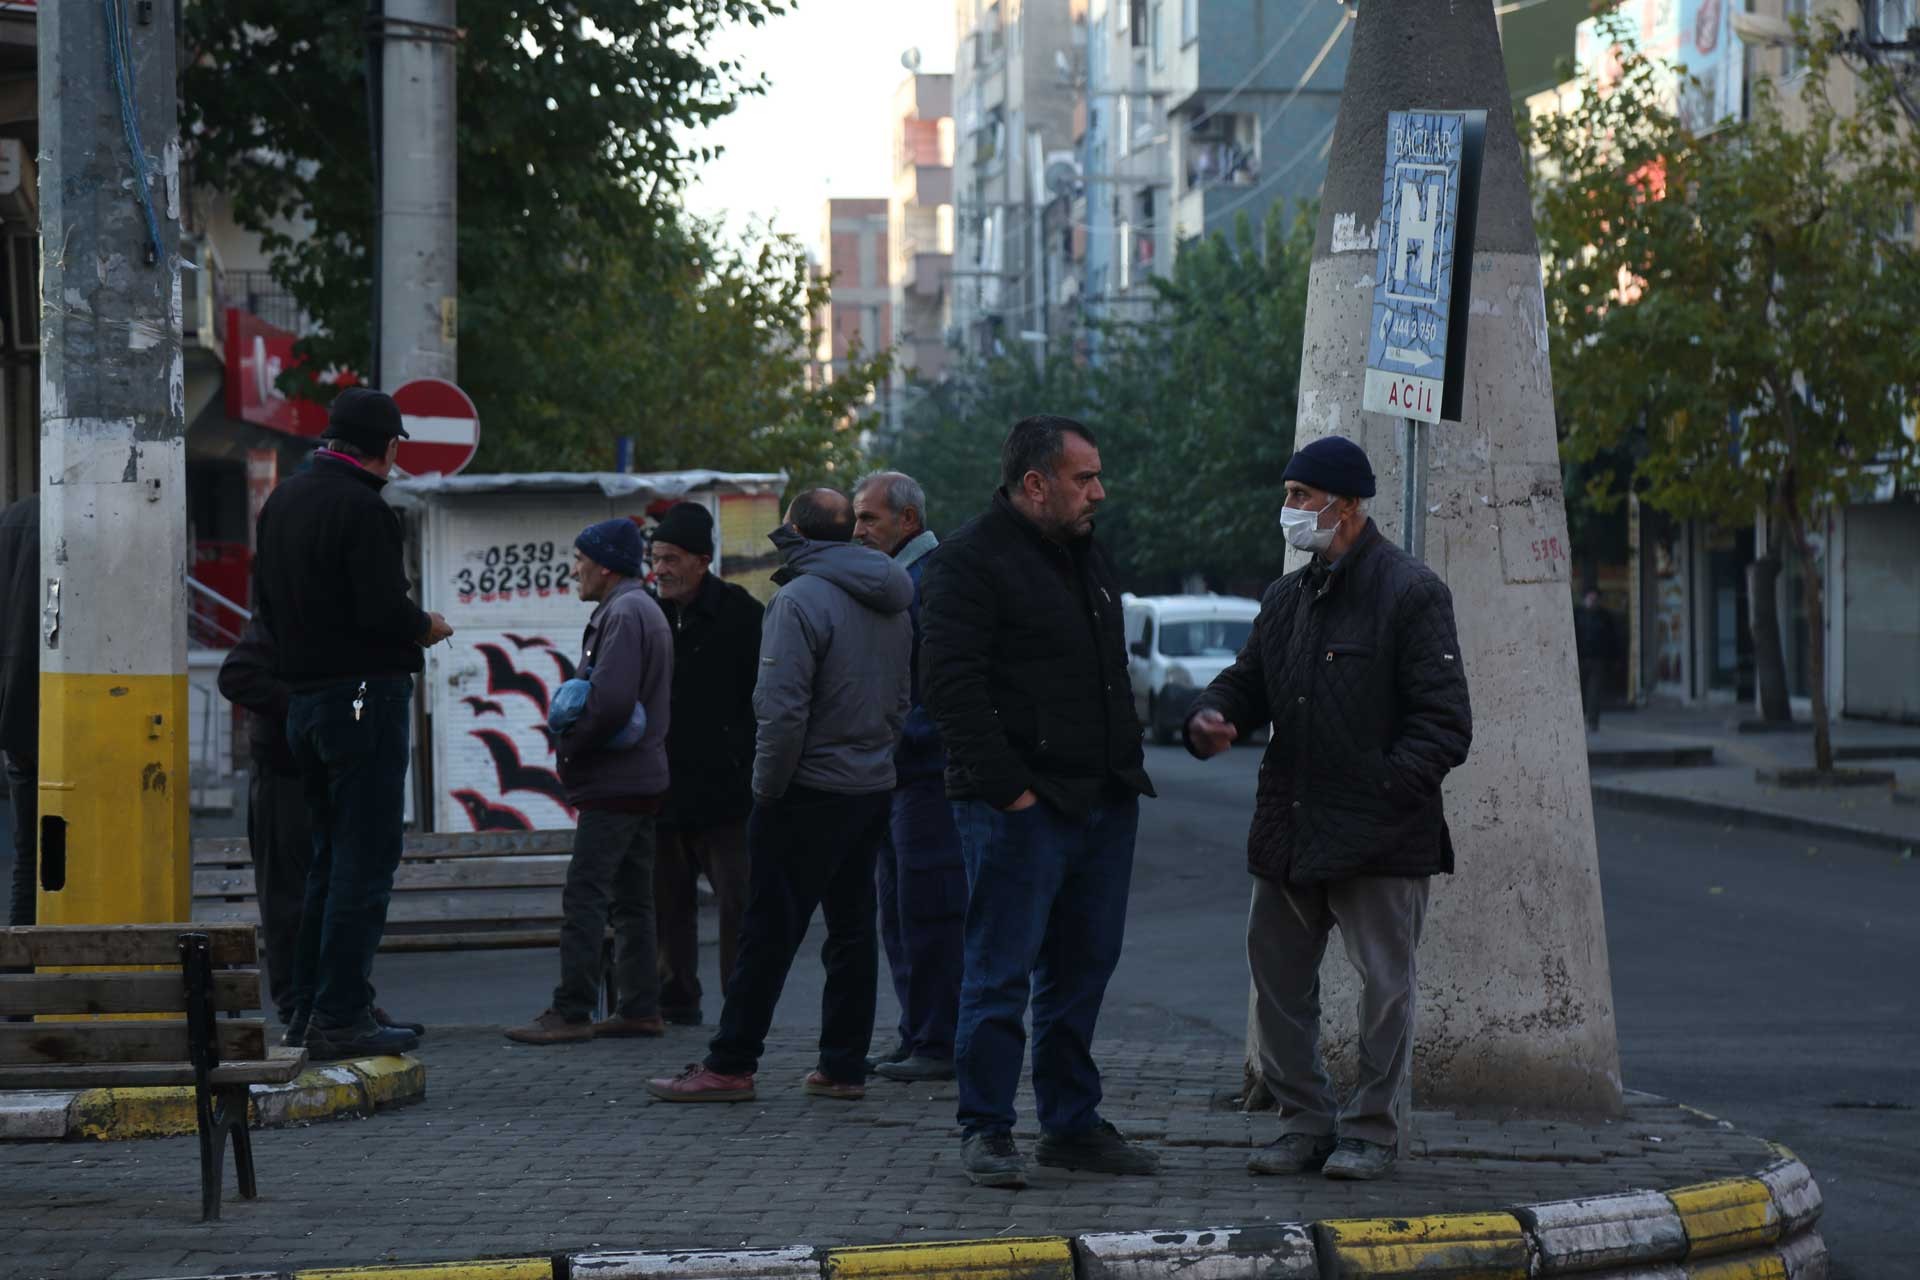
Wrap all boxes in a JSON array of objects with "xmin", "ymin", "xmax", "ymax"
[
  {"xmin": 282, "ymin": 1004, "xmax": 311, "ymax": 1049},
  {"xmin": 661, "ymin": 1005, "xmax": 704, "ymax": 1027},
  {"xmin": 1322, "ymin": 1137, "xmax": 1397, "ymax": 1181},
  {"xmin": 1035, "ymin": 1119, "xmax": 1159, "ymax": 1175},
  {"xmin": 1247, "ymin": 1132, "xmax": 1337, "ymax": 1175},
  {"xmin": 305, "ymin": 1010, "xmax": 419, "ymax": 1061},
  {"xmin": 375, "ymin": 1006, "xmax": 427, "ymax": 1037},
  {"xmin": 960, "ymin": 1130, "xmax": 1028, "ymax": 1189},
  {"xmin": 874, "ymin": 1054, "xmax": 955, "ymax": 1083}
]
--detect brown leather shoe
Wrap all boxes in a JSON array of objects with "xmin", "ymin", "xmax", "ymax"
[
  {"xmin": 591, "ymin": 1013, "xmax": 666, "ymax": 1038},
  {"xmin": 504, "ymin": 1009, "xmax": 593, "ymax": 1045},
  {"xmin": 803, "ymin": 1070, "xmax": 866, "ymax": 1101}
]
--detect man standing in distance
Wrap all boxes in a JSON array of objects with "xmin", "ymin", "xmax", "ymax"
[
  {"xmin": 852, "ymin": 472, "xmax": 965, "ymax": 1083},
  {"xmin": 647, "ymin": 489, "xmax": 912, "ymax": 1102},
  {"xmin": 254, "ymin": 388, "xmax": 451, "ymax": 1060},
  {"xmin": 1187, "ymin": 436, "xmax": 1472, "ymax": 1181},
  {"xmin": 921, "ymin": 416, "xmax": 1158, "ymax": 1188},
  {"xmin": 508, "ymin": 517, "xmax": 673, "ymax": 1044},
  {"xmin": 647, "ymin": 502, "xmax": 762, "ymax": 1025}
]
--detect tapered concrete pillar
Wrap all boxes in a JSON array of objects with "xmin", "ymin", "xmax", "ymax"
[{"xmin": 1276, "ymin": 0, "xmax": 1622, "ymax": 1114}]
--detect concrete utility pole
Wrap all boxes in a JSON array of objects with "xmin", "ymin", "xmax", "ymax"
[
  {"xmin": 35, "ymin": 0, "xmax": 189, "ymax": 924},
  {"xmin": 376, "ymin": 0, "xmax": 458, "ymax": 388},
  {"xmin": 1273, "ymin": 0, "xmax": 1623, "ymax": 1115}
]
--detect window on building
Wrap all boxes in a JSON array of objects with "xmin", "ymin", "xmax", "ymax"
[
  {"xmin": 1181, "ymin": 0, "xmax": 1197, "ymax": 44},
  {"xmin": 1118, "ymin": 221, "xmax": 1133, "ymax": 290},
  {"xmin": 1784, "ymin": 0, "xmax": 1810, "ymax": 76},
  {"xmin": 1183, "ymin": 111, "xmax": 1259, "ymax": 190},
  {"xmin": 1128, "ymin": 0, "xmax": 1148, "ymax": 47},
  {"xmin": 1117, "ymin": 94, "xmax": 1132, "ymax": 155},
  {"xmin": 1151, "ymin": 2, "xmax": 1165, "ymax": 68}
]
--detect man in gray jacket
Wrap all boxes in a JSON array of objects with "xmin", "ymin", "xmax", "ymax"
[
  {"xmin": 648, "ymin": 488, "xmax": 913, "ymax": 1103},
  {"xmin": 508, "ymin": 517, "xmax": 674, "ymax": 1045}
]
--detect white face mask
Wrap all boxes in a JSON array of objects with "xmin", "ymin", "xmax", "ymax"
[{"xmin": 1279, "ymin": 500, "xmax": 1341, "ymax": 553}]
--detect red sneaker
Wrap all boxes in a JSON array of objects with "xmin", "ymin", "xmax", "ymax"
[{"xmin": 646, "ymin": 1063, "xmax": 756, "ymax": 1103}]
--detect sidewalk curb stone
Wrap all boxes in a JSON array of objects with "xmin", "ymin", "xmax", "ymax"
[
  {"xmin": 135, "ymin": 1155, "xmax": 1828, "ymax": 1280},
  {"xmin": 0, "ymin": 1054, "xmax": 426, "ymax": 1142}
]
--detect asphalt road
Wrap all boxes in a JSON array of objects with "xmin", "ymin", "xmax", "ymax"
[{"xmin": 7, "ymin": 745, "xmax": 1912, "ymax": 1271}]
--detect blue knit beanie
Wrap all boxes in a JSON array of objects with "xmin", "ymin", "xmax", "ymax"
[
  {"xmin": 1282, "ymin": 435, "xmax": 1377, "ymax": 498},
  {"xmin": 575, "ymin": 518, "xmax": 644, "ymax": 578}
]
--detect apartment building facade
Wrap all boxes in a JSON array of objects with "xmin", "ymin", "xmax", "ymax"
[
  {"xmin": 889, "ymin": 72, "xmax": 957, "ymax": 390},
  {"xmin": 951, "ymin": 0, "xmax": 1082, "ymax": 360}
]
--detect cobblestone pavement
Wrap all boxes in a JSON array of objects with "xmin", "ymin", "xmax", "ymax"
[{"xmin": 0, "ymin": 1027, "xmax": 1778, "ymax": 1280}]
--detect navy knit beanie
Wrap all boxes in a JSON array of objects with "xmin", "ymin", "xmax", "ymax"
[
  {"xmin": 1281, "ymin": 435, "xmax": 1377, "ymax": 498},
  {"xmin": 575, "ymin": 518, "xmax": 644, "ymax": 578}
]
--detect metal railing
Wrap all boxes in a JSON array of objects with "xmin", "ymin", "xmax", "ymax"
[{"xmin": 187, "ymin": 576, "xmax": 250, "ymax": 650}]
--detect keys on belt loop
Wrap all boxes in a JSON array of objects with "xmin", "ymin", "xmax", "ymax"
[{"xmin": 352, "ymin": 681, "xmax": 367, "ymax": 723}]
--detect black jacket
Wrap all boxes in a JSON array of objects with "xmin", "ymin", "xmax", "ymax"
[
  {"xmin": 252, "ymin": 455, "xmax": 429, "ymax": 687},
  {"xmin": 217, "ymin": 617, "xmax": 297, "ymax": 776},
  {"xmin": 658, "ymin": 570, "xmax": 763, "ymax": 827},
  {"xmin": 1187, "ymin": 521, "xmax": 1472, "ymax": 884},
  {"xmin": 1573, "ymin": 604, "xmax": 1618, "ymax": 664},
  {"xmin": 0, "ymin": 494, "xmax": 38, "ymax": 760},
  {"xmin": 921, "ymin": 489, "xmax": 1154, "ymax": 818}
]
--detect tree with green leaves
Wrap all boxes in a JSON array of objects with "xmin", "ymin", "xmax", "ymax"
[
  {"xmin": 185, "ymin": 1, "xmax": 885, "ymax": 480},
  {"xmin": 882, "ymin": 202, "xmax": 1314, "ymax": 589},
  {"xmin": 1528, "ymin": 19, "xmax": 1920, "ymax": 770}
]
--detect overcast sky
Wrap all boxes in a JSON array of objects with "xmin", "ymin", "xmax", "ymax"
[{"xmin": 679, "ymin": 1, "xmax": 956, "ymax": 249}]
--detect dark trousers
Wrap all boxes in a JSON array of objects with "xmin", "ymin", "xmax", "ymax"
[
  {"xmin": 285, "ymin": 677, "xmax": 412, "ymax": 1029},
  {"xmin": 876, "ymin": 773, "xmax": 966, "ymax": 1060},
  {"xmin": 5, "ymin": 750, "xmax": 34, "ymax": 925},
  {"xmin": 654, "ymin": 820, "xmax": 750, "ymax": 1017},
  {"xmin": 1579, "ymin": 659, "xmax": 1605, "ymax": 730},
  {"xmin": 556, "ymin": 808, "xmax": 661, "ymax": 1022},
  {"xmin": 705, "ymin": 785, "xmax": 890, "ymax": 1082},
  {"xmin": 952, "ymin": 794, "xmax": 1138, "ymax": 1139},
  {"xmin": 247, "ymin": 766, "xmax": 316, "ymax": 1022}
]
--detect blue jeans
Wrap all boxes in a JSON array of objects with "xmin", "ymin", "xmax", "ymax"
[
  {"xmin": 285, "ymin": 677, "xmax": 413, "ymax": 1029},
  {"xmin": 876, "ymin": 773, "xmax": 966, "ymax": 1060},
  {"xmin": 952, "ymin": 793, "xmax": 1138, "ymax": 1139}
]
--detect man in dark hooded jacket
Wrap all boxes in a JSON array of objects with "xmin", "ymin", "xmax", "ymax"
[{"xmin": 647, "ymin": 488, "xmax": 912, "ymax": 1103}]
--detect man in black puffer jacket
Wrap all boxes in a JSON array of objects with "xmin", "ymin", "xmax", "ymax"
[
  {"xmin": 922, "ymin": 415, "xmax": 1158, "ymax": 1190},
  {"xmin": 1187, "ymin": 435, "xmax": 1471, "ymax": 1184}
]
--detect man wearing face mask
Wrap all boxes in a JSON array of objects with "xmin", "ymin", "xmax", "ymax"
[{"xmin": 1185, "ymin": 435, "xmax": 1472, "ymax": 1183}]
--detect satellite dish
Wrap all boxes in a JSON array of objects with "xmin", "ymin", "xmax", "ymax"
[
  {"xmin": 1044, "ymin": 153, "xmax": 1082, "ymax": 200},
  {"xmin": 901, "ymin": 47, "xmax": 923, "ymax": 72}
]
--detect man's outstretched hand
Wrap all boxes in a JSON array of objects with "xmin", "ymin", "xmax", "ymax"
[{"xmin": 1188, "ymin": 708, "xmax": 1238, "ymax": 759}]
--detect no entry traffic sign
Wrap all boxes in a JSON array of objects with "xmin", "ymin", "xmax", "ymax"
[{"xmin": 391, "ymin": 377, "xmax": 481, "ymax": 477}]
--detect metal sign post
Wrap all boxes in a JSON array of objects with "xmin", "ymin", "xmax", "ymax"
[{"xmin": 1363, "ymin": 109, "xmax": 1486, "ymax": 560}]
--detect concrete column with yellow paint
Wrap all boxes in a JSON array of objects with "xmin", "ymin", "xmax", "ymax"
[{"xmin": 34, "ymin": 0, "xmax": 189, "ymax": 925}]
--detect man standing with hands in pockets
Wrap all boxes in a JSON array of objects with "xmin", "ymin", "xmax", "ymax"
[{"xmin": 921, "ymin": 415, "xmax": 1157, "ymax": 1189}]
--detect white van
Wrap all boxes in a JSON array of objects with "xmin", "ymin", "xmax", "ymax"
[{"xmin": 1122, "ymin": 593, "xmax": 1262, "ymax": 744}]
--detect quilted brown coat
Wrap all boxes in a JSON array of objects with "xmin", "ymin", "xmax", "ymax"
[{"xmin": 1186, "ymin": 520, "xmax": 1472, "ymax": 884}]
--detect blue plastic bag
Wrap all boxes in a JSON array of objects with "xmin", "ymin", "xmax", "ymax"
[{"xmin": 547, "ymin": 666, "xmax": 648, "ymax": 749}]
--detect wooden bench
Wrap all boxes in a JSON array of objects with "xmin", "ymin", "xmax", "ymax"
[
  {"xmin": 192, "ymin": 830, "xmax": 577, "ymax": 952},
  {"xmin": 0, "ymin": 924, "xmax": 306, "ymax": 1221}
]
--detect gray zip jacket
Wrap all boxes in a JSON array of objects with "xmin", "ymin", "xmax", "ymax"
[{"xmin": 752, "ymin": 526, "xmax": 914, "ymax": 800}]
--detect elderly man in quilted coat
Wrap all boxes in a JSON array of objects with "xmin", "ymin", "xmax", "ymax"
[{"xmin": 1186, "ymin": 435, "xmax": 1472, "ymax": 1183}]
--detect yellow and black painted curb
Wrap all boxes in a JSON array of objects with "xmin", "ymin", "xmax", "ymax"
[
  {"xmin": 0, "ymin": 1054, "xmax": 425, "ymax": 1142},
  {"xmin": 136, "ymin": 1147, "xmax": 1825, "ymax": 1280}
]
